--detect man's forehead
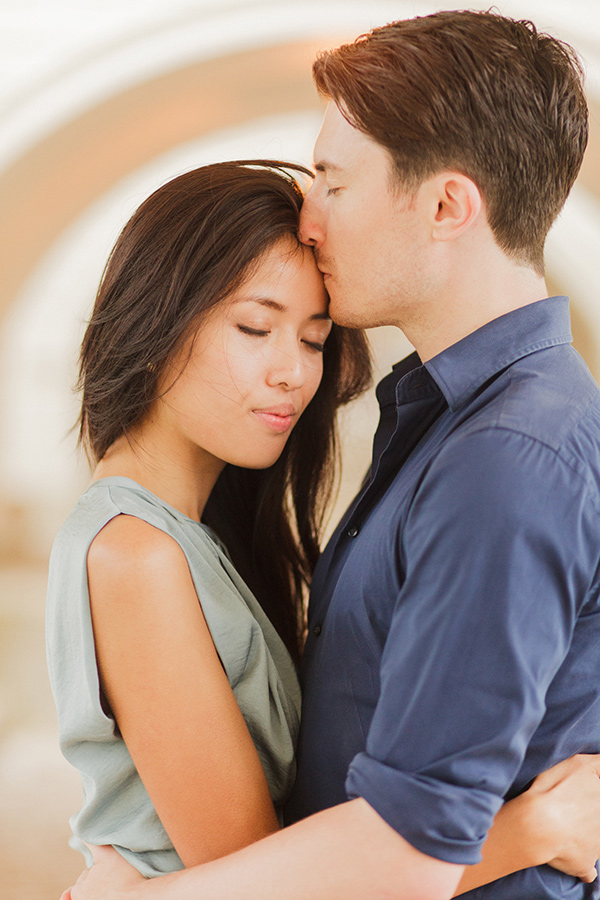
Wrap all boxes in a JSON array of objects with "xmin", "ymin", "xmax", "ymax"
[
  {"xmin": 312, "ymin": 105, "xmax": 357, "ymax": 172},
  {"xmin": 312, "ymin": 101, "xmax": 388, "ymax": 173}
]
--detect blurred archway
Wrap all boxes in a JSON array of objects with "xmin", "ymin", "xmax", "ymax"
[{"xmin": 0, "ymin": 3, "xmax": 598, "ymax": 898}]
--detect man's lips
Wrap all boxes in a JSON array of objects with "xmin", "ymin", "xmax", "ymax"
[
  {"xmin": 315, "ymin": 256, "xmax": 332, "ymax": 279},
  {"xmin": 252, "ymin": 405, "xmax": 297, "ymax": 434}
]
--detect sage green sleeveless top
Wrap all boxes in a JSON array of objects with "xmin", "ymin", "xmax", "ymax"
[{"xmin": 46, "ymin": 477, "xmax": 301, "ymax": 877}]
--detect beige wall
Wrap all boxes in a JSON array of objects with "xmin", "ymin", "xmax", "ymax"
[
  {"xmin": 0, "ymin": 7, "xmax": 598, "ymax": 896},
  {"xmin": 0, "ymin": 37, "xmax": 336, "ymax": 561},
  {"xmin": 1, "ymin": 33, "xmax": 599, "ymax": 562}
]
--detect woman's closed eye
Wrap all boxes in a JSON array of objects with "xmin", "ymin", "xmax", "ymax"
[
  {"xmin": 237, "ymin": 324, "xmax": 270, "ymax": 337},
  {"xmin": 237, "ymin": 323, "xmax": 327, "ymax": 352},
  {"xmin": 302, "ymin": 338, "xmax": 326, "ymax": 353}
]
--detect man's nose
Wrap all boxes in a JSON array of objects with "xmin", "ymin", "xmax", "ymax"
[{"xmin": 299, "ymin": 193, "xmax": 325, "ymax": 248}]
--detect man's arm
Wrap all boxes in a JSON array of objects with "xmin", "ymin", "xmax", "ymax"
[
  {"xmin": 344, "ymin": 427, "xmax": 592, "ymax": 863},
  {"xmin": 455, "ymin": 754, "xmax": 600, "ymax": 893},
  {"xmin": 67, "ymin": 799, "xmax": 464, "ymax": 900}
]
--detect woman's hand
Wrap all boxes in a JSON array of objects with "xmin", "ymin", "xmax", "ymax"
[
  {"xmin": 526, "ymin": 753, "xmax": 600, "ymax": 882},
  {"xmin": 62, "ymin": 755, "xmax": 600, "ymax": 900},
  {"xmin": 62, "ymin": 846, "xmax": 147, "ymax": 900},
  {"xmin": 455, "ymin": 753, "xmax": 600, "ymax": 895}
]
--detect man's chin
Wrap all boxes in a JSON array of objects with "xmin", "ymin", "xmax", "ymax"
[
  {"xmin": 328, "ymin": 293, "xmax": 371, "ymax": 330},
  {"xmin": 327, "ymin": 289, "xmax": 355, "ymax": 326}
]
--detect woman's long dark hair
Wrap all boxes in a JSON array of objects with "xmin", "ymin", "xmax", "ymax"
[{"xmin": 78, "ymin": 160, "xmax": 372, "ymax": 661}]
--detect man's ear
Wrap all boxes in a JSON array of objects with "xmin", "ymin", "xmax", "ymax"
[{"xmin": 428, "ymin": 172, "xmax": 482, "ymax": 241}]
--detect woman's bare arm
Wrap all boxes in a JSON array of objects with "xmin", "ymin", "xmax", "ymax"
[
  {"xmin": 87, "ymin": 514, "xmax": 280, "ymax": 867},
  {"xmin": 63, "ymin": 754, "xmax": 600, "ymax": 900},
  {"xmin": 66, "ymin": 799, "xmax": 465, "ymax": 900}
]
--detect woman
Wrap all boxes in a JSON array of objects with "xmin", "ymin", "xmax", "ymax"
[
  {"xmin": 47, "ymin": 159, "xmax": 370, "ymax": 876},
  {"xmin": 50, "ymin": 161, "xmax": 600, "ymax": 896}
]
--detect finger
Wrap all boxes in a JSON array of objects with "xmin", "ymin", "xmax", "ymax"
[
  {"xmin": 528, "ymin": 764, "xmax": 566, "ymax": 793},
  {"xmin": 580, "ymin": 866, "xmax": 598, "ymax": 884},
  {"xmin": 583, "ymin": 754, "xmax": 600, "ymax": 777}
]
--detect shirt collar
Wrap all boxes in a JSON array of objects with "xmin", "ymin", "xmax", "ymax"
[
  {"xmin": 424, "ymin": 295, "xmax": 572, "ymax": 412},
  {"xmin": 375, "ymin": 351, "xmax": 422, "ymax": 408}
]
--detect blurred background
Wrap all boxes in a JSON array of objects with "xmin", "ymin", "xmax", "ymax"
[{"xmin": 0, "ymin": 0, "xmax": 598, "ymax": 897}]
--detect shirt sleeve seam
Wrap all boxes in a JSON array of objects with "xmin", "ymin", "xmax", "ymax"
[{"xmin": 447, "ymin": 422, "xmax": 600, "ymax": 515}]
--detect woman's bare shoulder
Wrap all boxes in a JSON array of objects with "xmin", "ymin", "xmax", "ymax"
[{"xmin": 87, "ymin": 514, "xmax": 190, "ymax": 586}]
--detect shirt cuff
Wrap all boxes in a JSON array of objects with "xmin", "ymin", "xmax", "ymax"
[{"xmin": 345, "ymin": 751, "xmax": 503, "ymax": 864}]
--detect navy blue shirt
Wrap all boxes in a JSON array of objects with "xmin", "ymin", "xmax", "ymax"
[{"xmin": 286, "ymin": 297, "xmax": 600, "ymax": 899}]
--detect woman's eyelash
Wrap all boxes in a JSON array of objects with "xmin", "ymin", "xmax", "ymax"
[
  {"xmin": 237, "ymin": 324, "xmax": 325, "ymax": 353},
  {"xmin": 303, "ymin": 340, "xmax": 325, "ymax": 353},
  {"xmin": 237, "ymin": 325, "xmax": 269, "ymax": 337},
  {"xmin": 327, "ymin": 187, "xmax": 340, "ymax": 196}
]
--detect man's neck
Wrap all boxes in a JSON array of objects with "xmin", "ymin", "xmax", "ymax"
[{"xmin": 404, "ymin": 250, "xmax": 549, "ymax": 363}]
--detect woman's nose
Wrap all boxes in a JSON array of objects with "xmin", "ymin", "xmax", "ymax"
[{"xmin": 266, "ymin": 343, "xmax": 306, "ymax": 390}]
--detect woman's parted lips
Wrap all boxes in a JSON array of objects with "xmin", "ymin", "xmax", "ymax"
[{"xmin": 252, "ymin": 404, "xmax": 298, "ymax": 432}]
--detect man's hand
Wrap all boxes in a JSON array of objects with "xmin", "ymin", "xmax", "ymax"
[{"xmin": 528, "ymin": 753, "xmax": 600, "ymax": 882}]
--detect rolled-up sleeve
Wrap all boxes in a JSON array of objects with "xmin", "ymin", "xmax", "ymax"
[{"xmin": 345, "ymin": 425, "xmax": 591, "ymax": 863}]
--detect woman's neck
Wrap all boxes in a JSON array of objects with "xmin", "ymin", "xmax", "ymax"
[{"xmin": 92, "ymin": 424, "xmax": 225, "ymax": 522}]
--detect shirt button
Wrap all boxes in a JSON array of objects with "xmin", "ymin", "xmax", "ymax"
[
  {"xmin": 313, "ymin": 624, "xmax": 322, "ymax": 636},
  {"xmin": 347, "ymin": 525, "xmax": 359, "ymax": 538}
]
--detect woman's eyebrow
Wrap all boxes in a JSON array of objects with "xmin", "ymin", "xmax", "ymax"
[
  {"xmin": 234, "ymin": 296, "xmax": 286, "ymax": 312},
  {"xmin": 235, "ymin": 297, "xmax": 330, "ymax": 321}
]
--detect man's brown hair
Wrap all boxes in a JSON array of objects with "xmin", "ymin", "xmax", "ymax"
[{"xmin": 313, "ymin": 10, "xmax": 588, "ymax": 274}]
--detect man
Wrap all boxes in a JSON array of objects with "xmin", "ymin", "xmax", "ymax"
[{"xmin": 65, "ymin": 10, "xmax": 600, "ymax": 900}]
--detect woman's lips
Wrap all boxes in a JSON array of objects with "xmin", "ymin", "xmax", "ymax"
[{"xmin": 252, "ymin": 406, "xmax": 296, "ymax": 433}]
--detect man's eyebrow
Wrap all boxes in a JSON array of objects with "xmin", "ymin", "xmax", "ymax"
[
  {"xmin": 235, "ymin": 297, "xmax": 331, "ymax": 321},
  {"xmin": 314, "ymin": 160, "xmax": 344, "ymax": 174}
]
